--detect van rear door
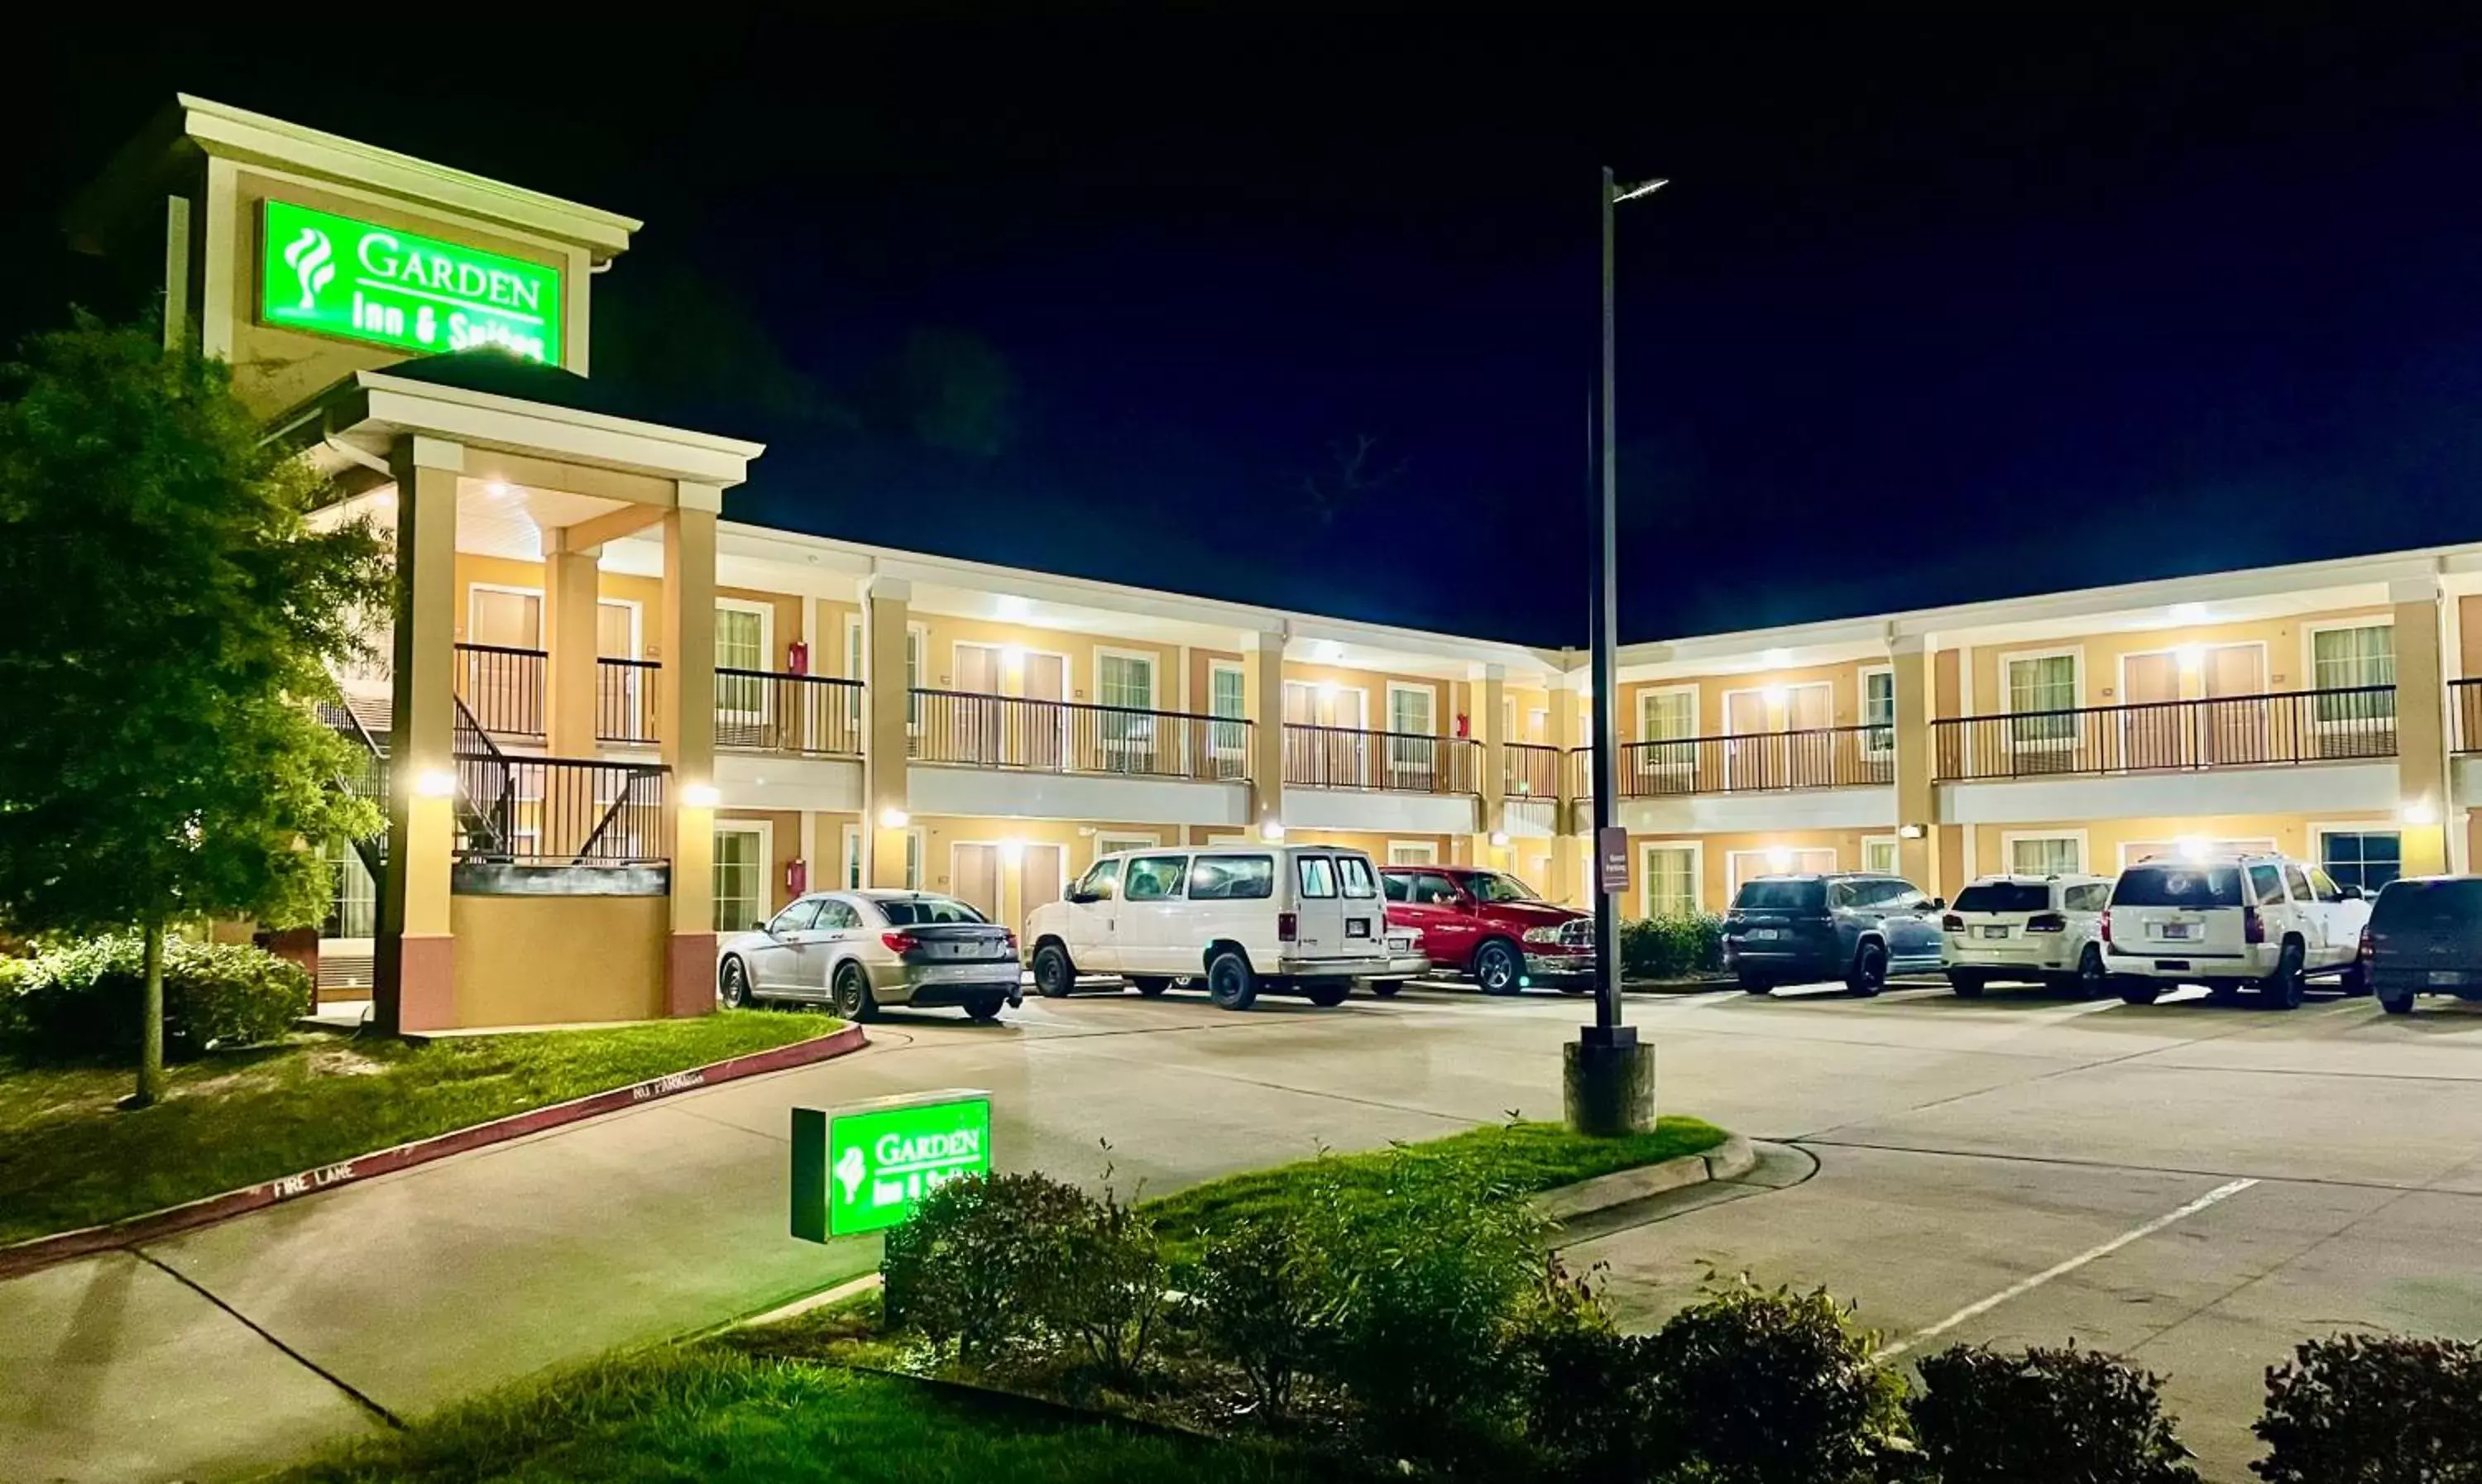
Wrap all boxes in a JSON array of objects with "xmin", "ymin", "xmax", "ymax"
[
  {"xmin": 1289, "ymin": 852, "xmax": 1349, "ymax": 962},
  {"xmin": 1336, "ymin": 853, "xmax": 1384, "ymax": 955}
]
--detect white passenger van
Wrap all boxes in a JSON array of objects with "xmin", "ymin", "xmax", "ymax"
[{"xmin": 1023, "ymin": 844, "xmax": 1393, "ymax": 1009}]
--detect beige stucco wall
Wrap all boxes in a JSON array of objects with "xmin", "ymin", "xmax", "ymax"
[
  {"xmin": 449, "ymin": 893, "xmax": 668, "ymax": 1027},
  {"xmin": 1958, "ymin": 604, "xmax": 2393, "ymax": 716},
  {"xmin": 1965, "ymin": 811, "xmax": 2394, "ymax": 878},
  {"xmin": 451, "ymin": 554, "xmax": 667, "ymax": 656},
  {"xmin": 1624, "ymin": 828, "xmax": 1885, "ymax": 916},
  {"xmin": 1617, "ymin": 659, "xmax": 1878, "ymax": 741},
  {"xmin": 1282, "ymin": 661, "xmax": 1464, "ymax": 735}
]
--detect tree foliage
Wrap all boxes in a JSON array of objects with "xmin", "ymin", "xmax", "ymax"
[{"xmin": 0, "ymin": 317, "xmax": 388, "ymax": 1089}]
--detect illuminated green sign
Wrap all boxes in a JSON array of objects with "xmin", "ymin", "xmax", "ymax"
[
  {"xmin": 791, "ymin": 1089, "xmax": 992, "ymax": 1241},
  {"xmin": 258, "ymin": 199, "xmax": 563, "ymax": 365}
]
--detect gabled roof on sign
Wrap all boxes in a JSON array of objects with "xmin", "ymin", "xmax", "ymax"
[{"xmin": 375, "ymin": 351, "xmax": 759, "ymax": 438}]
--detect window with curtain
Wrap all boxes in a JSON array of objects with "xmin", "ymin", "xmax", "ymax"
[
  {"xmin": 1862, "ymin": 670, "xmax": 1895, "ymax": 754},
  {"xmin": 2007, "ymin": 654, "xmax": 2077, "ymax": 748},
  {"xmin": 1862, "ymin": 837, "xmax": 1899, "ymax": 875},
  {"xmin": 712, "ymin": 826, "xmax": 765, "ymax": 931},
  {"xmin": 1640, "ymin": 689, "xmax": 1696, "ymax": 773},
  {"xmin": 2312, "ymin": 625, "xmax": 2396, "ymax": 723},
  {"xmin": 1100, "ymin": 653, "xmax": 1154, "ymax": 751},
  {"xmin": 715, "ymin": 607, "xmax": 765, "ymax": 721},
  {"xmin": 1388, "ymin": 687, "xmax": 1435, "ymax": 774},
  {"xmin": 2010, "ymin": 835, "xmax": 2083, "ymax": 876},
  {"xmin": 1643, "ymin": 846, "xmax": 1697, "ymax": 917},
  {"xmin": 324, "ymin": 837, "xmax": 376, "ymax": 938},
  {"xmin": 1209, "ymin": 665, "xmax": 1248, "ymax": 766}
]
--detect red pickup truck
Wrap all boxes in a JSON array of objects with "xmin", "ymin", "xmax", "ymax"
[{"xmin": 1378, "ymin": 865, "xmax": 1594, "ymax": 993}]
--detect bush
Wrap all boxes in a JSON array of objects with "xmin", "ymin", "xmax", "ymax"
[
  {"xmin": 0, "ymin": 933, "xmax": 309, "ymax": 1061},
  {"xmin": 1638, "ymin": 1276, "xmax": 1908, "ymax": 1484},
  {"xmin": 1913, "ymin": 1343, "xmax": 2197, "ymax": 1483},
  {"xmin": 1187, "ymin": 1212, "xmax": 1331, "ymax": 1417},
  {"xmin": 1050, "ymin": 1180, "xmax": 1173, "ymax": 1385},
  {"xmin": 2253, "ymin": 1331, "xmax": 2482, "ymax": 1482},
  {"xmin": 1620, "ymin": 914, "xmax": 1724, "ymax": 980},
  {"xmin": 881, "ymin": 1170, "xmax": 1091, "ymax": 1366},
  {"xmin": 1514, "ymin": 1254, "xmax": 1657, "ymax": 1481}
]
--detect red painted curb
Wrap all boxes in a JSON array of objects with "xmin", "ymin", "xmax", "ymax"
[{"xmin": 0, "ymin": 1022, "xmax": 869, "ymax": 1281}]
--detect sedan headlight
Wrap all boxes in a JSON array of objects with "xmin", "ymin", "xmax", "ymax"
[{"xmin": 1521, "ymin": 926, "xmax": 1564, "ymax": 945}]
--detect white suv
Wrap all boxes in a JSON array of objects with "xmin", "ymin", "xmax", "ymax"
[
  {"xmin": 2102, "ymin": 853, "xmax": 2373, "ymax": 1009},
  {"xmin": 1943, "ymin": 874, "xmax": 2115, "ymax": 998},
  {"xmin": 1023, "ymin": 845, "xmax": 1393, "ymax": 1010}
]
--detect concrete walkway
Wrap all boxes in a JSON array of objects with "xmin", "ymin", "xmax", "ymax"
[{"xmin": 7, "ymin": 980, "xmax": 2482, "ymax": 1482}]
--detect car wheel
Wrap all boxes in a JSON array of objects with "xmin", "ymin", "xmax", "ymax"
[
  {"xmin": 1948, "ymin": 970, "xmax": 1986, "ymax": 999},
  {"xmin": 1472, "ymin": 940, "xmax": 1523, "ymax": 995},
  {"xmin": 718, "ymin": 955, "xmax": 761, "ymax": 1009},
  {"xmin": 2380, "ymin": 993, "xmax": 2416, "ymax": 1016},
  {"xmin": 2119, "ymin": 980, "xmax": 2163, "ymax": 1006},
  {"xmin": 1368, "ymin": 980, "xmax": 1404, "ymax": 998},
  {"xmin": 831, "ymin": 962, "xmax": 879, "ymax": 1023},
  {"xmin": 1847, "ymin": 940, "xmax": 1888, "ymax": 998},
  {"xmin": 1129, "ymin": 975, "xmax": 1173, "ymax": 997},
  {"xmin": 1304, "ymin": 981, "xmax": 1350, "ymax": 1008},
  {"xmin": 1737, "ymin": 974, "xmax": 1773, "ymax": 995},
  {"xmin": 2339, "ymin": 960, "xmax": 2373, "ymax": 998},
  {"xmin": 2263, "ymin": 941, "xmax": 2306, "ymax": 1011},
  {"xmin": 2075, "ymin": 945, "xmax": 2109, "ymax": 1001},
  {"xmin": 962, "ymin": 994, "xmax": 1006, "ymax": 1023},
  {"xmin": 1205, "ymin": 949, "xmax": 1258, "ymax": 1011},
  {"xmin": 1032, "ymin": 944, "xmax": 1075, "ymax": 998}
]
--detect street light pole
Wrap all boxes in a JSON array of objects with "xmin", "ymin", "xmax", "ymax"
[{"xmin": 1566, "ymin": 165, "xmax": 1665, "ymax": 1138}]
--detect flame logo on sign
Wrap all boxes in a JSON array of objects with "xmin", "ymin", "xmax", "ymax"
[
  {"xmin": 282, "ymin": 227, "xmax": 333, "ymax": 311},
  {"xmin": 834, "ymin": 1143, "xmax": 867, "ymax": 1202}
]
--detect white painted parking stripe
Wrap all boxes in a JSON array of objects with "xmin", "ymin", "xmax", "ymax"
[{"xmin": 1872, "ymin": 1176, "xmax": 2259, "ymax": 1360}]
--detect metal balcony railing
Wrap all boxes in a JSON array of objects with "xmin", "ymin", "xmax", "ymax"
[
  {"xmin": 911, "ymin": 689, "xmax": 1248, "ymax": 780},
  {"xmin": 453, "ymin": 753, "xmax": 669, "ymax": 865},
  {"xmin": 453, "ymin": 643, "xmax": 545, "ymax": 741},
  {"xmin": 716, "ymin": 669, "xmax": 865, "ymax": 757},
  {"xmin": 1621, "ymin": 723, "xmax": 1895, "ymax": 797},
  {"xmin": 1505, "ymin": 742, "xmax": 1561, "ymax": 799},
  {"xmin": 1282, "ymin": 725, "xmax": 1478, "ymax": 794},
  {"xmin": 2454, "ymin": 679, "xmax": 2482, "ymax": 754},
  {"xmin": 598, "ymin": 658, "xmax": 660, "ymax": 744},
  {"xmin": 1932, "ymin": 686, "xmax": 2398, "ymax": 781}
]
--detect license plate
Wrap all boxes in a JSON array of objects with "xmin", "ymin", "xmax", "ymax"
[
  {"xmin": 1747, "ymin": 927, "xmax": 1780, "ymax": 941},
  {"xmin": 1978, "ymin": 925, "xmax": 2009, "ymax": 940},
  {"xmin": 1346, "ymin": 919, "xmax": 1371, "ymax": 938},
  {"xmin": 2432, "ymin": 970, "xmax": 2464, "ymax": 987},
  {"xmin": 922, "ymin": 963, "xmax": 1009, "ymax": 983},
  {"xmin": 2157, "ymin": 923, "xmax": 2192, "ymax": 941}
]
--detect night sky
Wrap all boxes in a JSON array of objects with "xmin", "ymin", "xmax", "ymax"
[{"xmin": 7, "ymin": 7, "xmax": 2481, "ymax": 647}]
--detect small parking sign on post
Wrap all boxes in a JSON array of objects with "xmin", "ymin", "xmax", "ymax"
[{"xmin": 791, "ymin": 1089, "xmax": 992, "ymax": 1242}]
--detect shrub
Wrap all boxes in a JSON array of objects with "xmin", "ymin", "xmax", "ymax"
[
  {"xmin": 1638, "ymin": 1276, "xmax": 1908, "ymax": 1484},
  {"xmin": 1514, "ymin": 1253, "xmax": 1656, "ymax": 1481},
  {"xmin": 2253, "ymin": 1331, "xmax": 2482, "ymax": 1482},
  {"xmin": 1913, "ymin": 1343, "xmax": 2198, "ymax": 1483},
  {"xmin": 880, "ymin": 1170, "xmax": 1091, "ymax": 1366},
  {"xmin": 1050, "ymin": 1180, "xmax": 1173, "ymax": 1385},
  {"xmin": 0, "ymin": 933, "xmax": 309, "ymax": 1061},
  {"xmin": 1620, "ymin": 913, "xmax": 1724, "ymax": 980},
  {"xmin": 1187, "ymin": 1211, "xmax": 1331, "ymax": 1417}
]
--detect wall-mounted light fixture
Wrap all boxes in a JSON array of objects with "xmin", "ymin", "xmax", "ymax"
[
  {"xmin": 2403, "ymin": 797, "xmax": 2440, "ymax": 827},
  {"xmin": 414, "ymin": 769, "xmax": 456, "ymax": 798},
  {"xmin": 681, "ymin": 783, "xmax": 721, "ymax": 808},
  {"xmin": 1258, "ymin": 820, "xmax": 1287, "ymax": 842},
  {"xmin": 1897, "ymin": 823, "xmax": 1924, "ymax": 840},
  {"xmin": 879, "ymin": 807, "xmax": 910, "ymax": 830}
]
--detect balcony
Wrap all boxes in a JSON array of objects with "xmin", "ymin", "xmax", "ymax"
[
  {"xmin": 452, "ymin": 753, "xmax": 669, "ymax": 866},
  {"xmin": 592, "ymin": 659, "xmax": 864, "ymax": 758},
  {"xmin": 598, "ymin": 658, "xmax": 659, "ymax": 744},
  {"xmin": 1933, "ymin": 687, "xmax": 2397, "ymax": 781},
  {"xmin": 912, "ymin": 689, "xmax": 1245, "ymax": 780},
  {"xmin": 1282, "ymin": 725, "xmax": 1478, "ymax": 795},
  {"xmin": 454, "ymin": 643, "xmax": 546, "ymax": 741},
  {"xmin": 1621, "ymin": 724, "xmax": 1892, "ymax": 797},
  {"xmin": 1505, "ymin": 742, "xmax": 1561, "ymax": 800},
  {"xmin": 2454, "ymin": 679, "xmax": 2482, "ymax": 754}
]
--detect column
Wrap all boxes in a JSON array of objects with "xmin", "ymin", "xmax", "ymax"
[
  {"xmin": 1891, "ymin": 634, "xmax": 1942, "ymax": 891},
  {"xmin": 1241, "ymin": 628, "xmax": 1287, "ymax": 837},
  {"xmin": 2393, "ymin": 575, "xmax": 2451, "ymax": 876},
  {"xmin": 861, "ymin": 575, "xmax": 913, "ymax": 885},
  {"xmin": 374, "ymin": 436, "xmax": 461, "ymax": 1034},
  {"xmin": 543, "ymin": 527, "xmax": 602, "ymax": 757},
  {"xmin": 662, "ymin": 489, "xmax": 721, "ymax": 1016},
  {"xmin": 1548, "ymin": 673, "xmax": 1580, "ymax": 907},
  {"xmin": 1473, "ymin": 663, "xmax": 1507, "ymax": 863}
]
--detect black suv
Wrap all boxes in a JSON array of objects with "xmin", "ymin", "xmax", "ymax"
[{"xmin": 1723, "ymin": 873, "xmax": 1948, "ymax": 996}]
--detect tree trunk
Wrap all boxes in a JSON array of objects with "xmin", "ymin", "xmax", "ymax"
[{"xmin": 134, "ymin": 918, "xmax": 165, "ymax": 1108}]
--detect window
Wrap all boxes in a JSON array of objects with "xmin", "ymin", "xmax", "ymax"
[
  {"xmin": 2005, "ymin": 653, "xmax": 2077, "ymax": 749},
  {"xmin": 1338, "ymin": 855, "xmax": 1378, "ymax": 898},
  {"xmin": 324, "ymin": 838, "xmax": 376, "ymax": 938},
  {"xmin": 1469, "ymin": 872, "xmax": 1542, "ymax": 903},
  {"xmin": 1100, "ymin": 652, "xmax": 1156, "ymax": 753},
  {"xmin": 1642, "ymin": 845, "xmax": 1697, "ymax": 917},
  {"xmin": 715, "ymin": 604, "xmax": 769, "ymax": 723},
  {"xmin": 1074, "ymin": 858, "xmax": 1124, "ymax": 900},
  {"xmin": 2251, "ymin": 864, "xmax": 2287, "ymax": 906},
  {"xmin": 879, "ymin": 895, "xmax": 989, "ymax": 925},
  {"xmin": 1861, "ymin": 668, "xmax": 1895, "ymax": 754},
  {"xmin": 2114, "ymin": 866, "xmax": 2244, "ymax": 908},
  {"xmin": 1862, "ymin": 836, "xmax": 1900, "ymax": 876},
  {"xmin": 1095, "ymin": 832, "xmax": 1160, "ymax": 858},
  {"xmin": 1957, "ymin": 882, "xmax": 2051, "ymax": 913},
  {"xmin": 1387, "ymin": 684, "xmax": 1437, "ymax": 778},
  {"xmin": 844, "ymin": 616, "xmax": 865, "ymax": 732},
  {"xmin": 712, "ymin": 825, "xmax": 768, "ymax": 932},
  {"xmin": 2320, "ymin": 831, "xmax": 2400, "ymax": 894},
  {"xmin": 769, "ymin": 898, "xmax": 822, "ymax": 934},
  {"xmin": 2009, "ymin": 835, "xmax": 2083, "ymax": 876},
  {"xmin": 815, "ymin": 900, "xmax": 864, "ymax": 931},
  {"xmin": 904, "ymin": 830, "xmax": 922, "ymax": 892},
  {"xmin": 1387, "ymin": 840, "xmax": 1439, "ymax": 865},
  {"xmin": 1191, "ymin": 855, "xmax": 1275, "ymax": 900},
  {"xmin": 1124, "ymin": 854, "xmax": 1190, "ymax": 901},
  {"xmin": 1406, "ymin": 871, "xmax": 1460, "ymax": 906},
  {"xmin": 2065, "ymin": 883, "xmax": 2111, "ymax": 912},
  {"xmin": 1296, "ymin": 855, "xmax": 1339, "ymax": 898},
  {"xmin": 906, "ymin": 625, "xmax": 922, "ymax": 727},
  {"xmin": 2282, "ymin": 863, "xmax": 2312, "ymax": 902},
  {"xmin": 2311, "ymin": 624, "xmax": 2396, "ymax": 722},
  {"xmin": 1210, "ymin": 663, "xmax": 1247, "ymax": 762},
  {"xmin": 841, "ymin": 823, "xmax": 863, "ymax": 889}
]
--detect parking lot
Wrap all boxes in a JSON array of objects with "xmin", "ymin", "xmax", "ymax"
[{"xmin": 10, "ymin": 974, "xmax": 2482, "ymax": 1482}]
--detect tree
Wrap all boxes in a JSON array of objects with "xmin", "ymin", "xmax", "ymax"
[{"xmin": 0, "ymin": 317, "xmax": 389, "ymax": 1105}]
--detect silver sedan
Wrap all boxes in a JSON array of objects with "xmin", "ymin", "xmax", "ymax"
[{"xmin": 716, "ymin": 890, "xmax": 1022, "ymax": 1022}]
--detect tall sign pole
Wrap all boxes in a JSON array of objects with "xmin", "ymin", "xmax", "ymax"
[{"xmin": 1566, "ymin": 166, "xmax": 1660, "ymax": 1137}]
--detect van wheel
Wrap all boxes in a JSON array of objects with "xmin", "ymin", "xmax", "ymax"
[
  {"xmin": 2263, "ymin": 941, "xmax": 2306, "ymax": 1011},
  {"xmin": 718, "ymin": 956, "xmax": 761, "ymax": 1009},
  {"xmin": 831, "ymin": 963, "xmax": 879, "ymax": 1023},
  {"xmin": 2120, "ymin": 981, "xmax": 2163, "ymax": 1006},
  {"xmin": 1948, "ymin": 970, "xmax": 1986, "ymax": 999},
  {"xmin": 1129, "ymin": 976, "xmax": 1172, "ymax": 997},
  {"xmin": 1304, "ymin": 981, "xmax": 1350, "ymax": 1008},
  {"xmin": 1847, "ymin": 941, "xmax": 1888, "ymax": 998},
  {"xmin": 2075, "ymin": 945, "xmax": 2108, "ymax": 1001},
  {"xmin": 1205, "ymin": 950, "xmax": 1258, "ymax": 1011},
  {"xmin": 1472, "ymin": 940, "xmax": 1523, "ymax": 995},
  {"xmin": 1032, "ymin": 945, "xmax": 1075, "ymax": 998},
  {"xmin": 2340, "ymin": 960, "xmax": 2373, "ymax": 998},
  {"xmin": 2381, "ymin": 993, "xmax": 2416, "ymax": 1016}
]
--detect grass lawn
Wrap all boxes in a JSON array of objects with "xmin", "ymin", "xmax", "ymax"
[
  {"xmin": 0, "ymin": 1011, "xmax": 835, "ymax": 1245},
  {"xmin": 1142, "ymin": 1115, "xmax": 1727, "ymax": 1263},
  {"xmin": 279, "ymin": 1348, "xmax": 1331, "ymax": 1484}
]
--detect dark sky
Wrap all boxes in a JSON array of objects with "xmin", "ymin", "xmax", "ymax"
[{"xmin": 7, "ymin": 7, "xmax": 2482, "ymax": 647}]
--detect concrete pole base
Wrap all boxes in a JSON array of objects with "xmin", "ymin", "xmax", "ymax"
[{"xmin": 1564, "ymin": 1027, "xmax": 1655, "ymax": 1137}]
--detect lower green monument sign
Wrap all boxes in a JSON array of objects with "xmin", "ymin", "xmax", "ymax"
[{"xmin": 791, "ymin": 1089, "xmax": 992, "ymax": 1241}]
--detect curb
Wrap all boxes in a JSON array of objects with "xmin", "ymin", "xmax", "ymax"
[
  {"xmin": 0, "ymin": 1023, "xmax": 869, "ymax": 1281},
  {"xmin": 1531, "ymin": 1133, "xmax": 1756, "ymax": 1223}
]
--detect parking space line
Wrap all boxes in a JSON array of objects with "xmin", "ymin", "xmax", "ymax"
[{"xmin": 1873, "ymin": 1176, "xmax": 2258, "ymax": 1360}]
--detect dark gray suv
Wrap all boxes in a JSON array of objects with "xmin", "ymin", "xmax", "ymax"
[{"xmin": 1723, "ymin": 873, "xmax": 1948, "ymax": 996}]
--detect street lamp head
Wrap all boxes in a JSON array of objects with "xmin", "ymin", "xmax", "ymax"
[{"xmin": 1612, "ymin": 176, "xmax": 1670, "ymax": 204}]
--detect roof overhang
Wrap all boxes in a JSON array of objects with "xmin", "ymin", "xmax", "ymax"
[{"xmin": 307, "ymin": 368, "xmax": 764, "ymax": 491}]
